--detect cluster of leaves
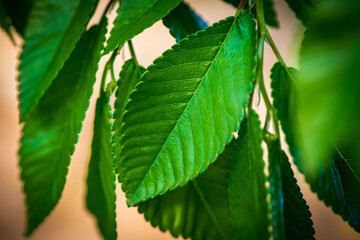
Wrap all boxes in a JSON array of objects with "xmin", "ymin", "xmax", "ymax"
[{"xmin": 1, "ymin": 0, "xmax": 359, "ymax": 239}]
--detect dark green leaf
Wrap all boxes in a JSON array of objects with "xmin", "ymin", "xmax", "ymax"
[
  {"xmin": 228, "ymin": 111, "xmax": 269, "ymax": 240},
  {"xmin": 112, "ymin": 59, "xmax": 146, "ymax": 180},
  {"xmin": 138, "ymin": 141, "xmax": 235, "ymax": 240},
  {"xmin": 86, "ymin": 89, "xmax": 117, "ymax": 240},
  {"xmin": 0, "ymin": 1, "xmax": 14, "ymax": 42},
  {"xmin": 19, "ymin": 19, "xmax": 107, "ymax": 236},
  {"xmin": 283, "ymin": 0, "xmax": 313, "ymax": 26},
  {"xmin": 18, "ymin": 0, "xmax": 98, "ymax": 121},
  {"xmin": 162, "ymin": 2, "xmax": 208, "ymax": 42},
  {"xmin": 223, "ymin": 0, "xmax": 279, "ymax": 28},
  {"xmin": 117, "ymin": 11, "xmax": 257, "ymax": 206},
  {"xmin": 103, "ymin": 0, "xmax": 183, "ymax": 55}
]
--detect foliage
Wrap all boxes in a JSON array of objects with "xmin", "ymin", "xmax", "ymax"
[{"xmin": 1, "ymin": 0, "xmax": 359, "ymax": 239}]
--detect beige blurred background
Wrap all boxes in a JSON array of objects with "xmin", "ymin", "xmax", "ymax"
[{"xmin": 1, "ymin": 0, "xmax": 359, "ymax": 239}]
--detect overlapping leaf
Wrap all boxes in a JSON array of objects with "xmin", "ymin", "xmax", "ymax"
[
  {"xmin": 18, "ymin": 0, "xmax": 98, "ymax": 121},
  {"xmin": 267, "ymin": 139, "xmax": 315, "ymax": 240},
  {"xmin": 117, "ymin": 11, "xmax": 257, "ymax": 206},
  {"xmin": 271, "ymin": 61, "xmax": 360, "ymax": 231},
  {"xmin": 86, "ymin": 89, "xmax": 117, "ymax": 240},
  {"xmin": 228, "ymin": 111, "xmax": 269, "ymax": 240},
  {"xmin": 19, "ymin": 19, "xmax": 107, "ymax": 236},
  {"xmin": 283, "ymin": 0, "xmax": 313, "ymax": 26},
  {"xmin": 162, "ymin": 2, "xmax": 208, "ymax": 42},
  {"xmin": 138, "ymin": 141, "xmax": 234, "ymax": 240},
  {"xmin": 103, "ymin": 0, "xmax": 182, "ymax": 55},
  {"xmin": 223, "ymin": 0, "xmax": 279, "ymax": 28}
]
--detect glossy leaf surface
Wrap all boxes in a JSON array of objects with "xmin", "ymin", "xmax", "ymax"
[
  {"xmin": 86, "ymin": 89, "xmax": 117, "ymax": 240},
  {"xmin": 118, "ymin": 11, "xmax": 257, "ymax": 206},
  {"xmin": 162, "ymin": 2, "xmax": 207, "ymax": 42},
  {"xmin": 104, "ymin": 0, "xmax": 182, "ymax": 54},
  {"xmin": 19, "ymin": 20, "xmax": 107, "ymax": 235},
  {"xmin": 228, "ymin": 111, "xmax": 268, "ymax": 240},
  {"xmin": 138, "ymin": 142, "xmax": 234, "ymax": 240},
  {"xmin": 18, "ymin": 0, "xmax": 98, "ymax": 121}
]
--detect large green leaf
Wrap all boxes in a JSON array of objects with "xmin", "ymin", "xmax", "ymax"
[
  {"xmin": 271, "ymin": 62, "xmax": 360, "ymax": 231},
  {"xmin": 86, "ymin": 89, "xmax": 117, "ymax": 240},
  {"xmin": 103, "ymin": 0, "xmax": 182, "ymax": 55},
  {"xmin": 18, "ymin": 0, "xmax": 98, "ymax": 122},
  {"xmin": 138, "ymin": 141, "xmax": 234, "ymax": 240},
  {"xmin": 162, "ymin": 2, "xmax": 208, "ymax": 42},
  {"xmin": 113, "ymin": 59, "xmax": 146, "ymax": 180},
  {"xmin": 227, "ymin": 111, "xmax": 268, "ymax": 239},
  {"xmin": 117, "ymin": 11, "xmax": 257, "ymax": 206},
  {"xmin": 298, "ymin": 0, "xmax": 360, "ymax": 170},
  {"xmin": 19, "ymin": 19, "xmax": 107, "ymax": 236},
  {"xmin": 267, "ymin": 139, "xmax": 315, "ymax": 240},
  {"xmin": 283, "ymin": 0, "xmax": 313, "ymax": 26},
  {"xmin": 223, "ymin": 0, "xmax": 279, "ymax": 28}
]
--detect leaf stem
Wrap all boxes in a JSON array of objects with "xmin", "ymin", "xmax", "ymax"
[
  {"xmin": 128, "ymin": 40, "xmax": 139, "ymax": 67},
  {"xmin": 237, "ymin": 0, "xmax": 247, "ymax": 10}
]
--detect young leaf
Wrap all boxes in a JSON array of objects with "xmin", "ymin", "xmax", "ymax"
[
  {"xmin": 228, "ymin": 111, "xmax": 269, "ymax": 239},
  {"xmin": 112, "ymin": 59, "xmax": 146, "ymax": 180},
  {"xmin": 118, "ymin": 11, "xmax": 257, "ymax": 206},
  {"xmin": 138, "ymin": 141, "xmax": 235, "ymax": 240},
  {"xmin": 162, "ymin": 2, "xmax": 208, "ymax": 42},
  {"xmin": 267, "ymin": 139, "xmax": 285, "ymax": 240},
  {"xmin": 86, "ymin": 89, "xmax": 117, "ymax": 240},
  {"xmin": 18, "ymin": 0, "xmax": 98, "ymax": 122},
  {"xmin": 223, "ymin": 0, "xmax": 279, "ymax": 28},
  {"xmin": 298, "ymin": 0, "xmax": 360, "ymax": 171},
  {"xmin": 267, "ymin": 139, "xmax": 315, "ymax": 240},
  {"xmin": 283, "ymin": 0, "xmax": 313, "ymax": 27},
  {"xmin": 19, "ymin": 19, "xmax": 107, "ymax": 236},
  {"xmin": 270, "ymin": 62, "xmax": 360, "ymax": 231},
  {"xmin": 103, "ymin": 0, "xmax": 183, "ymax": 55}
]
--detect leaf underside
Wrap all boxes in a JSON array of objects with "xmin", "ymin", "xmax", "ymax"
[
  {"xmin": 104, "ymin": 0, "xmax": 183, "ymax": 55},
  {"xmin": 18, "ymin": 0, "xmax": 98, "ymax": 121},
  {"xmin": 86, "ymin": 89, "xmax": 117, "ymax": 240},
  {"xmin": 19, "ymin": 19, "xmax": 107, "ymax": 236},
  {"xmin": 162, "ymin": 2, "xmax": 208, "ymax": 42},
  {"xmin": 117, "ymin": 11, "xmax": 257, "ymax": 206},
  {"xmin": 228, "ymin": 111, "xmax": 269, "ymax": 240},
  {"xmin": 138, "ymin": 141, "xmax": 235, "ymax": 240},
  {"xmin": 283, "ymin": 0, "xmax": 313, "ymax": 26}
]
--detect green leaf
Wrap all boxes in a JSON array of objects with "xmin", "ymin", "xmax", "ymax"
[
  {"xmin": 86, "ymin": 89, "xmax": 117, "ymax": 240},
  {"xmin": 223, "ymin": 0, "xmax": 279, "ymax": 28},
  {"xmin": 267, "ymin": 139, "xmax": 315, "ymax": 240},
  {"xmin": 138, "ymin": 141, "xmax": 235, "ymax": 240},
  {"xmin": 19, "ymin": 19, "xmax": 107, "ymax": 236},
  {"xmin": 18, "ymin": 0, "xmax": 98, "ymax": 122},
  {"xmin": 0, "ymin": 1, "xmax": 14, "ymax": 42},
  {"xmin": 298, "ymin": 0, "xmax": 360, "ymax": 170},
  {"xmin": 113, "ymin": 59, "xmax": 146, "ymax": 180},
  {"xmin": 267, "ymin": 139, "xmax": 285, "ymax": 240},
  {"xmin": 283, "ymin": 0, "xmax": 313, "ymax": 26},
  {"xmin": 0, "ymin": 0, "xmax": 33, "ymax": 37},
  {"xmin": 270, "ymin": 62, "xmax": 360, "ymax": 231},
  {"xmin": 117, "ymin": 11, "xmax": 257, "ymax": 206},
  {"xmin": 103, "ymin": 0, "xmax": 183, "ymax": 55},
  {"xmin": 162, "ymin": 2, "xmax": 208, "ymax": 42},
  {"xmin": 228, "ymin": 111, "xmax": 268, "ymax": 239}
]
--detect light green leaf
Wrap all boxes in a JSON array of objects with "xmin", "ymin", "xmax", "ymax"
[
  {"xmin": 19, "ymin": 19, "xmax": 107, "ymax": 236},
  {"xmin": 283, "ymin": 0, "xmax": 313, "ymax": 26},
  {"xmin": 113, "ymin": 59, "xmax": 146, "ymax": 180},
  {"xmin": 18, "ymin": 0, "xmax": 98, "ymax": 121},
  {"xmin": 162, "ymin": 2, "xmax": 208, "ymax": 42},
  {"xmin": 117, "ymin": 11, "xmax": 257, "ymax": 206},
  {"xmin": 103, "ymin": 0, "xmax": 183, "ymax": 55},
  {"xmin": 223, "ymin": 0, "xmax": 279, "ymax": 28},
  {"xmin": 86, "ymin": 89, "xmax": 117, "ymax": 240},
  {"xmin": 228, "ymin": 111, "xmax": 269, "ymax": 240},
  {"xmin": 138, "ymin": 141, "xmax": 235, "ymax": 240}
]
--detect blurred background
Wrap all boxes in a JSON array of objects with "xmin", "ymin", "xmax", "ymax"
[{"xmin": 1, "ymin": 0, "xmax": 359, "ymax": 239}]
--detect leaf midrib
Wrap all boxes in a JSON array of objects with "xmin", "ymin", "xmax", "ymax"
[{"xmin": 128, "ymin": 16, "xmax": 238, "ymax": 204}]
